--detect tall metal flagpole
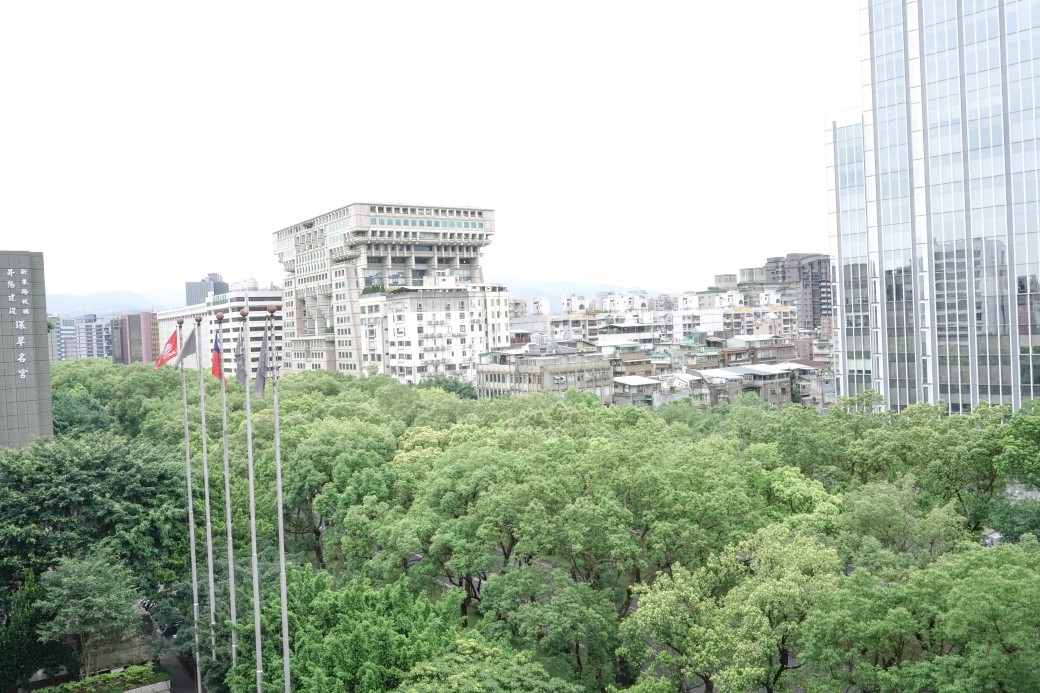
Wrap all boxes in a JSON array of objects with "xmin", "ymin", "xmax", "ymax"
[
  {"xmin": 240, "ymin": 308, "xmax": 264, "ymax": 692},
  {"xmin": 177, "ymin": 319, "xmax": 204, "ymax": 693},
  {"xmin": 215, "ymin": 312, "xmax": 238, "ymax": 665},
  {"xmin": 267, "ymin": 306, "xmax": 291, "ymax": 693},
  {"xmin": 195, "ymin": 316, "xmax": 218, "ymax": 663}
]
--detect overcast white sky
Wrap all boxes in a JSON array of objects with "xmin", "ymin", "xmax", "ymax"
[{"xmin": 0, "ymin": 1, "xmax": 864, "ymax": 302}]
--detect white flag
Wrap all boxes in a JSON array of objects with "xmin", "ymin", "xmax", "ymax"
[
  {"xmin": 174, "ymin": 326, "xmax": 197, "ymax": 367},
  {"xmin": 234, "ymin": 325, "xmax": 248, "ymax": 386}
]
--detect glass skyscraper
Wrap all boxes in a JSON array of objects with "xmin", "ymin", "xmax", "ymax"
[{"xmin": 830, "ymin": 0, "xmax": 1040, "ymax": 412}]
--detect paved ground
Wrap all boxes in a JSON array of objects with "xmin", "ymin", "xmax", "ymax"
[{"xmin": 160, "ymin": 645, "xmax": 201, "ymax": 693}]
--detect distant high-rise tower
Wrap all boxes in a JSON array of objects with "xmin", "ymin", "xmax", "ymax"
[
  {"xmin": 185, "ymin": 273, "xmax": 230, "ymax": 306},
  {"xmin": 47, "ymin": 312, "xmax": 77, "ymax": 361},
  {"xmin": 111, "ymin": 312, "xmax": 159, "ymax": 364},
  {"xmin": 1, "ymin": 251, "xmax": 53, "ymax": 448},
  {"xmin": 74, "ymin": 314, "xmax": 113, "ymax": 359},
  {"xmin": 830, "ymin": 0, "xmax": 1040, "ymax": 412}
]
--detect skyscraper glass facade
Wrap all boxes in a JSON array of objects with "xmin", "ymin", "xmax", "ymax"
[{"xmin": 831, "ymin": 0, "xmax": 1040, "ymax": 411}]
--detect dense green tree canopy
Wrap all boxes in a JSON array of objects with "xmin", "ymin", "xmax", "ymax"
[{"xmin": 6, "ymin": 360, "xmax": 1040, "ymax": 692}]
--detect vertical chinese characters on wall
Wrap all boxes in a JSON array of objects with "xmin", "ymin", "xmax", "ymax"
[{"xmin": 7, "ymin": 267, "xmax": 32, "ymax": 380}]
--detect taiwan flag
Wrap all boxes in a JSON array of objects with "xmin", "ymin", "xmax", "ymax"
[{"xmin": 211, "ymin": 333, "xmax": 225, "ymax": 382}]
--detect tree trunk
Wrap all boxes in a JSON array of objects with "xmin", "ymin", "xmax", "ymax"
[{"xmin": 313, "ymin": 527, "xmax": 325, "ymax": 570}]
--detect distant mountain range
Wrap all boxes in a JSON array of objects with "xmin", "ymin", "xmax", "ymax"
[
  {"xmin": 46, "ymin": 291, "xmax": 173, "ymax": 317},
  {"xmin": 46, "ymin": 279, "xmax": 667, "ymax": 319}
]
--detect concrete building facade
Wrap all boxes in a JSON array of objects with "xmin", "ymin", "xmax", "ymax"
[
  {"xmin": 185, "ymin": 273, "xmax": 230, "ymax": 306},
  {"xmin": 74, "ymin": 314, "xmax": 113, "ymax": 359},
  {"xmin": 476, "ymin": 344, "xmax": 613, "ymax": 403},
  {"xmin": 354, "ymin": 274, "xmax": 509, "ymax": 384},
  {"xmin": 111, "ymin": 312, "xmax": 159, "ymax": 365},
  {"xmin": 274, "ymin": 202, "xmax": 493, "ymax": 376},
  {"xmin": 1, "ymin": 251, "xmax": 52, "ymax": 449},
  {"xmin": 47, "ymin": 312, "xmax": 77, "ymax": 361}
]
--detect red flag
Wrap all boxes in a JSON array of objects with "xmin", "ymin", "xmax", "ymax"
[
  {"xmin": 155, "ymin": 330, "xmax": 178, "ymax": 370},
  {"xmin": 211, "ymin": 332, "xmax": 224, "ymax": 381}
]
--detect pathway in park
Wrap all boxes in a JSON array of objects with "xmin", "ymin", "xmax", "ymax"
[{"xmin": 160, "ymin": 645, "xmax": 201, "ymax": 693}]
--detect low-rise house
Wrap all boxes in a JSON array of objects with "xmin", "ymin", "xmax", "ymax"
[
  {"xmin": 476, "ymin": 344, "xmax": 613, "ymax": 403},
  {"xmin": 612, "ymin": 375, "xmax": 661, "ymax": 407}
]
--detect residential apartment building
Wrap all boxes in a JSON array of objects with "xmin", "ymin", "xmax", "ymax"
[
  {"xmin": 356, "ymin": 274, "xmax": 509, "ymax": 384},
  {"xmin": 111, "ymin": 312, "xmax": 159, "ymax": 365},
  {"xmin": 509, "ymin": 299, "xmax": 529, "ymax": 318},
  {"xmin": 596, "ymin": 291, "xmax": 651, "ymax": 311},
  {"xmin": 713, "ymin": 274, "xmax": 738, "ymax": 289},
  {"xmin": 696, "ymin": 365, "xmax": 793, "ymax": 407},
  {"xmin": 74, "ymin": 314, "xmax": 113, "ymax": 359},
  {"xmin": 157, "ymin": 289, "xmax": 283, "ymax": 380},
  {"xmin": 829, "ymin": 0, "xmax": 1040, "ymax": 412},
  {"xmin": 562, "ymin": 294, "xmax": 592, "ymax": 312},
  {"xmin": 47, "ymin": 312, "xmax": 77, "ymax": 361},
  {"xmin": 274, "ymin": 202, "xmax": 493, "ymax": 377},
  {"xmin": 732, "ymin": 254, "xmax": 832, "ymax": 331},
  {"xmin": 476, "ymin": 344, "xmax": 614, "ymax": 403},
  {"xmin": 694, "ymin": 304, "xmax": 797, "ymax": 336}
]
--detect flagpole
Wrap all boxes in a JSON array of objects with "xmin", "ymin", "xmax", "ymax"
[
  {"xmin": 195, "ymin": 316, "xmax": 218, "ymax": 663},
  {"xmin": 177, "ymin": 319, "xmax": 204, "ymax": 693},
  {"xmin": 267, "ymin": 306, "xmax": 291, "ymax": 693},
  {"xmin": 215, "ymin": 312, "xmax": 238, "ymax": 666},
  {"xmin": 240, "ymin": 308, "xmax": 264, "ymax": 692}
]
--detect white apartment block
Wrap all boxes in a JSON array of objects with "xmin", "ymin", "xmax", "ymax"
[
  {"xmin": 562, "ymin": 294, "xmax": 591, "ymax": 312},
  {"xmin": 695, "ymin": 304, "xmax": 797, "ymax": 337},
  {"xmin": 356, "ymin": 273, "xmax": 509, "ymax": 384},
  {"xmin": 48, "ymin": 312, "xmax": 77, "ymax": 361},
  {"xmin": 596, "ymin": 291, "xmax": 650, "ymax": 311},
  {"xmin": 273, "ymin": 202, "xmax": 494, "ymax": 377},
  {"xmin": 157, "ymin": 289, "xmax": 283, "ymax": 380},
  {"xmin": 74, "ymin": 314, "xmax": 112, "ymax": 359}
]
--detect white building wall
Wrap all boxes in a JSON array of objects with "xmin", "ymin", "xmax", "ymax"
[{"xmin": 358, "ymin": 283, "xmax": 509, "ymax": 385}]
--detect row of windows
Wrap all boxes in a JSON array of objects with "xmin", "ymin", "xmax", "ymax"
[
  {"xmin": 371, "ymin": 217, "xmax": 485, "ymax": 230},
  {"xmin": 370, "ymin": 205, "xmax": 483, "ymax": 218}
]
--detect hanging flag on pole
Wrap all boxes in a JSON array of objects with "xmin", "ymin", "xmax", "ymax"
[
  {"xmin": 155, "ymin": 330, "xmax": 178, "ymax": 370},
  {"xmin": 234, "ymin": 324, "xmax": 248, "ymax": 386},
  {"xmin": 174, "ymin": 325, "xmax": 197, "ymax": 367},
  {"xmin": 211, "ymin": 332, "xmax": 226, "ymax": 382},
  {"xmin": 254, "ymin": 323, "xmax": 269, "ymax": 399}
]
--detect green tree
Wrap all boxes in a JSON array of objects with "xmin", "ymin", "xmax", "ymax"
[
  {"xmin": 416, "ymin": 376, "xmax": 477, "ymax": 400},
  {"xmin": 396, "ymin": 636, "xmax": 583, "ymax": 693},
  {"xmin": 479, "ymin": 568, "xmax": 618, "ymax": 684},
  {"xmin": 227, "ymin": 566, "xmax": 463, "ymax": 693},
  {"xmin": 0, "ymin": 573, "xmax": 75, "ymax": 692},
  {"xmin": 51, "ymin": 391, "xmax": 112, "ymax": 436},
  {"xmin": 800, "ymin": 569, "xmax": 919, "ymax": 692},
  {"xmin": 803, "ymin": 537, "xmax": 1040, "ymax": 693},
  {"xmin": 35, "ymin": 549, "xmax": 142, "ymax": 678},
  {"xmin": 0, "ymin": 432, "xmax": 186, "ymax": 598},
  {"xmin": 622, "ymin": 526, "xmax": 841, "ymax": 693}
]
